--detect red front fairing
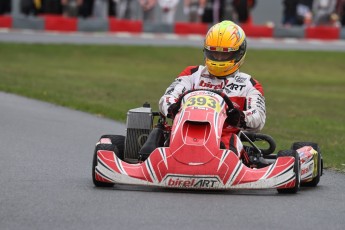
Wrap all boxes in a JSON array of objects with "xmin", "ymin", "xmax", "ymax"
[{"xmin": 95, "ymin": 91, "xmax": 296, "ymax": 190}]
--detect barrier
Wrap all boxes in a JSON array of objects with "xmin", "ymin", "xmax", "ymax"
[
  {"xmin": 0, "ymin": 15, "xmax": 344, "ymax": 40},
  {"xmin": 109, "ymin": 19, "xmax": 142, "ymax": 33},
  {"xmin": 341, "ymin": 28, "xmax": 345, "ymax": 39},
  {"xmin": 13, "ymin": 16, "xmax": 44, "ymax": 30},
  {"xmin": 42, "ymin": 15, "xmax": 77, "ymax": 32},
  {"xmin": 273, "ymin": 26, "xmax": 305, "ymax": 38},
  {"xmin": 0, "ymin": 15, "xmax": 12, "ymax": 28},
  {"xmin": 143, "ymin": 22, "xmax": 173, "ymax": 33},
  {"xmin": 305, "ymin": 26, "xmax": 340, "ymax": 40},
  {"xmin": 78, "ymin": 18, "xmax": 108, "ymax": 32},
  {"xmin": 174, "ymin": 22, "xmax": 209, "ymax": 35},
  {"xmin": 240, "ymin": 23, "xmax": 273, "ymax": 38}
]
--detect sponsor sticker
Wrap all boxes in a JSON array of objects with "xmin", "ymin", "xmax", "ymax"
[
  {"xmin": 226, "ymin": 83, "xmax": 245, "ymax": 91},
  {"xmin": 199, "ymin": 80, "xmax": 226, "ymax": 90},
  {"xmin": 163, "ymin": 175, "xmax": 222, "ymax": 188},
  {"xmin": 234, "ymin": 76, "xmax": 246, "ymax": 83}
]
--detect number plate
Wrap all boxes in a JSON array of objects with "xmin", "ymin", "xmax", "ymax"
[{"xmin": 183, "ymin": 95, "xmax": 221, "ymax": 113}]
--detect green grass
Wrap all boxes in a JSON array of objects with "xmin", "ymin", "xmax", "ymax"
[{"xmin": 0, "ymin": 43, "xmax": 344, "ymax": 171}]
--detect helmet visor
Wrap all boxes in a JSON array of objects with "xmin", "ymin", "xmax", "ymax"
[
  {"xmin": 204, "ymin": 49, "xmax": 240, "ymax": 62},
  {"xmin": 204, "ymin": 39, "xmax": 247, "ymax": 62}
]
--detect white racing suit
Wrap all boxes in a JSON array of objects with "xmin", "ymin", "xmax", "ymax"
[{"xmin": 159, "ymin": 65, "xmax": 266, "ymax": 162}]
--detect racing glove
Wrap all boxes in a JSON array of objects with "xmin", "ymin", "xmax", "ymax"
[
  {"xmin": 226, "ymin": 108, "xmax": 247, "ymax": 128},
  {"xmin": 167, "ymin": 103, "xmax": 179, "ymax": 119}
]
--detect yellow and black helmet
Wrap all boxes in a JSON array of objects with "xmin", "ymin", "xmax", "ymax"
[{"xmin": 204, "ymin": 21, "xmax": 247, "ymax": 77}]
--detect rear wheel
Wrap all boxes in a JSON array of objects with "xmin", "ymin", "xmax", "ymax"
[
  {"xmin": 92, "ymin": 143, "xmax": 118, "ymax": 187},
  {"xmin": 291, "ymin": 142, "xmax": 322, "ymax": 187},
  {"xmin": 277, "ymin": 150, "xmax": 300, "ymax": 194}
]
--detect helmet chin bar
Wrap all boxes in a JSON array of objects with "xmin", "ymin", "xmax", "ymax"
[{"xmin": 206, "ymin": 59, "xmax": 239, "ymax": 77}]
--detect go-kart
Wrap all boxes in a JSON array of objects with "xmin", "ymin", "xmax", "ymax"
[{"xmin": 92, "ymin": 89, "xmax": 323, "ymax": 193}]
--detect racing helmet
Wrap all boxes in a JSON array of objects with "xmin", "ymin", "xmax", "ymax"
[{"xmin": 204, "ymin": 21, "xmax": 247, "ymax": 77}]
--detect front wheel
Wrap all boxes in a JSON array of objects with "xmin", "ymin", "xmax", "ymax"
[
  {"xmin": 100, "ymin": 135, "xmax": 125, "ymax": 160},
  {"xmin": 276, "ymin": 149, "xmax": 301, "ymax": 194},
  {"xmin": 292, "ymin": 142, "xmax": 322, "ymax": 187},
  {"xmin": 92, "ymin": 144, "xmax": 118, "ymax": 187}
]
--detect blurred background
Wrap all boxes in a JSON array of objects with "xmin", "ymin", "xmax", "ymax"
[{"xmin": 1, "ymin": 0, "xmax": 344, "ymax": 30}]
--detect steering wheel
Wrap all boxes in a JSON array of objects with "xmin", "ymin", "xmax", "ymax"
[{"xmin": 174, "ymin": 89, "xmax": 234, "ymax": 116}]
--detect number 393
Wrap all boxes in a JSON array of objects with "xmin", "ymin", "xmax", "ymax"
[{"xmin": 184, "ymin": 95, "xmax": 221, "ymax": 112}]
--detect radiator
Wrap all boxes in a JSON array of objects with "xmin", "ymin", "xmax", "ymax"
[{"xmin": 124, "ymin": 106, "xmax": 153, "ymax": 161}]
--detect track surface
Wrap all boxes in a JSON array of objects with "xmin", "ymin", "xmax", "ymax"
[{"xmin": 1, "ymin": 92, "xmax": 345, "ymax": 230}]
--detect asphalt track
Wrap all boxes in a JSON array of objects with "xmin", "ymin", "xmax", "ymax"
[{"xmin": 1, "ymin": 91, "xmax": 345, "ymax": 230}]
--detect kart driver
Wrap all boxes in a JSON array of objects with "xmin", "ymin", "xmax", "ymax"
[{"xmin": 159, "ymin": 20, "xmax": 266, "ymax": 165}]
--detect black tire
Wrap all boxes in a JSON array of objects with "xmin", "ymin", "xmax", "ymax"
[
  {"xmin": 92, "ymin": 143, "xmax": 118, "ymax": 187},
  {"xmin": 291, "ymin": 142, "xmax": 322, "ymax": 187},
  {"xmin": 277, "ymin": 149, "xmax": 301, "ymax": 194},
  {"xmin": 100, "ymin": 135, "xmax": 125, "ymax": 160}
]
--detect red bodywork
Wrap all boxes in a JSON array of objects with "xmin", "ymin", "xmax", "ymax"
[{"xmin": 95, "ymin": 91, "xmax": 297, "ymax": 190}]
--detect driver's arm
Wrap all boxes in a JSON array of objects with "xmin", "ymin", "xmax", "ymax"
[
  {"xmin": 159, "ymin": 66, "xmax": 199, "ymax": 117},
  {"xmin": 243, "ymin": 80, "xmax": 266, "ymax": 132},
  {"xmin": 159, "ymin": 76, "xmax": 193, "ymax": 117}
]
